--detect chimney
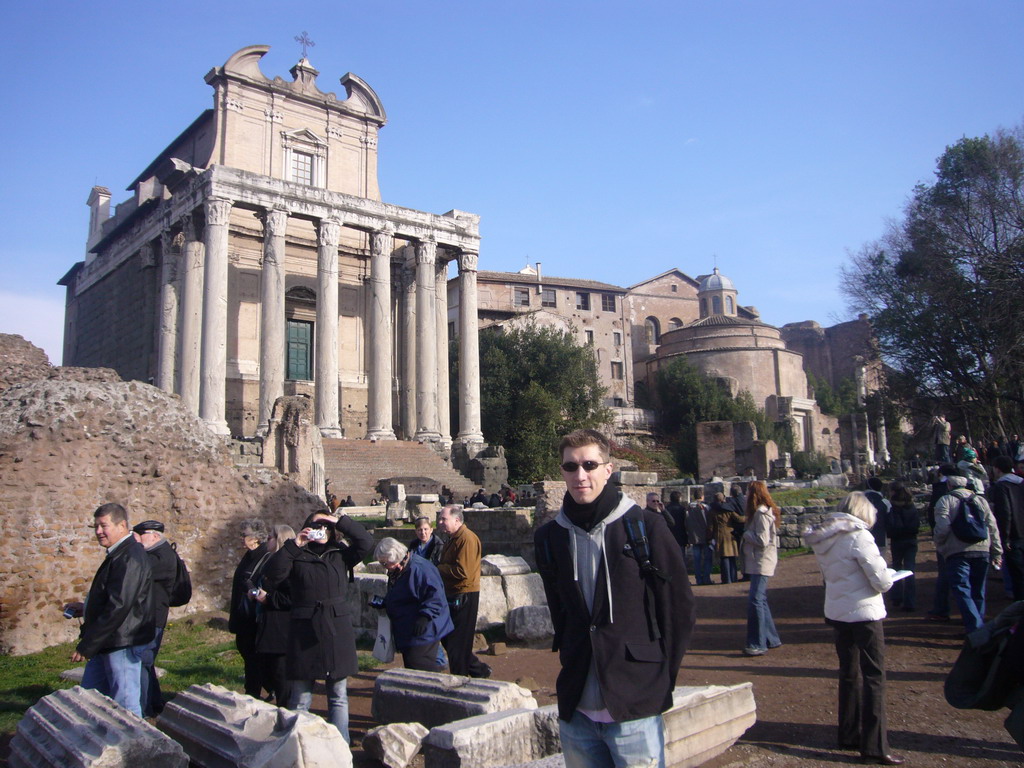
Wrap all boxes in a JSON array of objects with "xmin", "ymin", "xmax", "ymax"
[
  {"xmin": 86, "ymin": 186, "xmax": 111, "ymax": 252},
  {"xmin": 536, "ymin": 261, "xmax": 543, "ymax": 294}
]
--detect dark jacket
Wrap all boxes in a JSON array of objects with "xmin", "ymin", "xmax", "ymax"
[
  {"xmin": 144, "ymin": 537, "xmax": 179, "ymax": 629},
  {"xmin": 256, "ymin": 548, "xmax": 293, "ymax": 656},
  {"xmin": 78, "ymin": 536, "xmax": 155, "ymax": 658},
  {"xmin": 535, "ymin": 497, "xmax": 696, "ymax": 722},
  {"xmin": 384, "ymin": 554, "xmax": 454, "ymax": 651},
  {"xmin": 228, "ymin": 543, "xmax": 269, "ymax": 636},
  {"xmin": 263, "ymin": 516, "xmax": 373, "ymax": 680},
  {"xmin": 407, "ymin": 534, "xmax": 444, "ymax": 565},
  {"xmin": 665, "ymin": 502, "xmax": 688, "ymax": 549},
  {"xmin": 988, "ymin": 475, "xmax": 1024, "ymax": 546},
  {"xmin": 886, "ymin": 502, "xmax": 920, "ymax": 542}
]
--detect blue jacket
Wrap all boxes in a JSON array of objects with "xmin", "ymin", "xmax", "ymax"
[{"xmin": 384, "ymin": 554, "xmax": 454, "ymax": 651}]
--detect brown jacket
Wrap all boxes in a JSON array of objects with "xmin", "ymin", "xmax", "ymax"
[{"xmin": 437, "ymin": 523, "xmax": 481, "ymax": 596}]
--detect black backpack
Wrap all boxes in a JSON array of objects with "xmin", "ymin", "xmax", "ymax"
[
  {"xmin": 951, "ymin": 493, "xmax": 988, "ymax": 544},
  {"xmin": 168, "ymin": 544, "xmax": 193, "ymax": 607}
]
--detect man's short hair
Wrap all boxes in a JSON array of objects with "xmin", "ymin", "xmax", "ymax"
[
  {"xmin": 95, "ymin": 503, "xmax": 127, "ymax": 524},
  {"xmin": 441, "ymin": 504, "xmax": 465, "ymax": 523},
  {"xmin": 692, "ymin": 487, "xmax": 704, "ymax": 500},
  {"xmin": 669, "ymin": 491, "xmax": 681, "ymax": 503},
  {"xmin": 994, "ymin": 455, "xmax": 1014, "ymax": 474},
  {"xmin": 865, "ymin": 476, "xmax": 883, "ymax": 492},
  {"xmin": 558, "ymin": 429, "xmax": 610, "ymax": 461},
  {"xmin": 374, "ymin": 537, "xmax": 409, "ymax": 565},
  {"xmin": 240, "ymin": 518, "xmax": 269, "ymax": 541}
]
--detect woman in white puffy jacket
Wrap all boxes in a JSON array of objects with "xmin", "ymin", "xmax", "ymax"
[{"xmin": 803, "ymin": 492, "xmax": 902, "ymax": 766}]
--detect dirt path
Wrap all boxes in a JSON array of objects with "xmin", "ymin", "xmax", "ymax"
[{"xmin": 351, "ymin": 535, "xmax": 1021, "ymax": 767}]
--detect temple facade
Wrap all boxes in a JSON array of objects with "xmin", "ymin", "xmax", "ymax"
[{"xmin": 59, "ymin": 45, "xmax": 484, "ymax": 449}]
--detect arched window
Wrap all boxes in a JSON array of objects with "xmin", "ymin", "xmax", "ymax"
[
  {"xmin": 645, "ymin": 316, "xmax": 660, "ymax": 345},
  {"xmin": 668, "ymin": 317, "xmax": 682, "ymax": 331},
  {"xmin": 699, "ymin": 298, "xmax": 708, "ymax": 317},
  {"xmin": 726, "ymin": 296, "xmax": 734, "ymax": 314},
  {"xmin": 712, "ymin": 295, "xmax": 722, "ymax": 315}
]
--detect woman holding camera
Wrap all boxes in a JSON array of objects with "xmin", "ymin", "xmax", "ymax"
[
  {"xmin": 251, "ymin": 524, "xmax": 295, "ymax": 706},
  {"xmin": 375, "ymin": 537, "xmax": 454, "ymax": 671},
  {"xmin": 263, "ymin": 510, "xmax": 372, "ymax": 743},
  {"xmin": 228, "ymin": 519, "xmax": 271, "ymax": 698}
]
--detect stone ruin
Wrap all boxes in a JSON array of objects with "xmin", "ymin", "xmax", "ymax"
[
  {"xmin": 0, "ymin": 334, "xmax": 325, "ymax": 655},
  {"xmin": 14, "ymin": 674, "xmax": 755, "ymax": 768}
]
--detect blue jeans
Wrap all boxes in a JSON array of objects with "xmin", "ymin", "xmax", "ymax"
[
  {"xmin": 746, "ymin": 574, "xmax": 781, "ymax": 651},
  {"xmin": 81, "ymin": 644, "xmax": 146, "ymax": 717},
  {"xmin": 889, "ymin": 539, "xmax": 917, "ymax": 611},
  {"xmin": 693, "ymin": 544, "xmax": 714, "ymax": 585},
  {"xmin": 139, "ymin": 626, "xmax": 165, "ymax": 716},
  {"xmin": 290, "ymin": 676, "xmax": 349, "ymax": 743},
  {"xmin": 930, "ymin": 552, "xmax": 950, "ymax": 617},
  {"xmin": 720, "ymin": 556, "xmax": 737, "ymax": 584},
  {"xmin": 945, "ymin": 554, "xmax": 989, "ymax": 633},
  {"xmin": 559, "ymin": 710, "xmax": 665, "ymax": 768}
]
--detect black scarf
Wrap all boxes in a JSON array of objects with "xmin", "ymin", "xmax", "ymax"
[{"xmin": 563, "ymin": 482, "xmax": 621, "ymax": 533}]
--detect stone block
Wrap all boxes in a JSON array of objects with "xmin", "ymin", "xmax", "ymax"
[
  {"xmin": 477, "ymin": 575, "xmax": 507, "ymax": 629},
  {"xmin": 662, "ymin": 683, "xmax": 756, "ymax": 768},
  {"xmin": 815, "ymin": 473, "xmax": 849, "ymax": 488},
  {"xmin": 350, "ymin": 574, "xmax": 388, "ymax": 638},
  {"xmin": 505, "ymin": 606, "xmax": 553, "ymax": 644},
  {"xmin": 481, "ymin": 555, "xmax": 532, "ymax": 576},
  {"xmin": 9, "ymin": 685, "xmax": 187, "ymax": 768},
  {"xmin": 495, "ymin": 757, "xmax": 565, "ymax": 768},
  {"xmin": 372, "ymin": 668, "xmax": 537, "ymax": 730},
  {"xmin": 613, "ymin": 470, "xmax": 659, "ymax": 486},
  {"xmin": 157, "ymin": 682, "xmax": 351, "ymax": 768},
  {"xmin": 362, "ymin": 722, "xmax": 429, "ymax": 768},
  {"xmin": 502, "ymin": 573, "xmax": 547, "ymax": 611},
  {"xmin": 422, "ymin": 708, "xmax": 554, "ymax": 768}
]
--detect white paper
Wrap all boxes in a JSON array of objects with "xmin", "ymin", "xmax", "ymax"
[{"xmin": 887, "ymin": 569, "xmax": 913, "ymax": 582}]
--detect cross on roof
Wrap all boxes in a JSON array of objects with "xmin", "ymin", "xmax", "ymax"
[{"xmin": 294, "ymin": 31, "xmax": 315, "ymax": 59}]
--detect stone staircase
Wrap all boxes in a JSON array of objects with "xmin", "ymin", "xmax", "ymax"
[{"xmin": 322, "ymin": 439, "xmax": 481, "ymax": 504}]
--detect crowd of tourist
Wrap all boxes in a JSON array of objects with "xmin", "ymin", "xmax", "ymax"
[{"xmin": 60, "ymin": 420, "xmax": 1024, "ymax": 764}]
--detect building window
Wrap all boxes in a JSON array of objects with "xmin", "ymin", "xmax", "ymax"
[
  {"xmin": 726, "ymin": 296, "xmax": 735, "ymax": 314},
  {"xmin": 585, "ymin": 329, "xmax": 594, "ymax": 345},
  {"xmin": 645, "ymin": 316, "xmax": 660, "ymax": 345},
  {"xmin": 611, "ymin": 361, "xmax": 623, "ymax": 380},
  {"xmin": 287, "ymin": 319, "xmax": 313, "ymax": 380},
  {"xmin": 514, "ymin": 287, "xmax": 530, "ymax": 307},
  {"xmin": 700, "ymin": 298, "xmax": 708, "ymax": 317},
  {"xmin": 712, "ymin": 295, "xmax": 722, "ymax": 314},
  {"xmin": 668, "ymin": 317, "xmax": 682, "ymax": 330},
  {"xmin": 671, "ymin": 284, "xmax": 678, "ymax": 292},
  {"xmin": 282, "ymin": 129, "xmax": 327, "ymax": 188},
  {"xmin": 576, "ymin": 292, "xmax": 590, "ymax": 311},
  {"xmin": 541, "ymin": 288, "xmax": 556, "ymax": 307},
  {"xmin": 601, "ymin": 293, "xmax": 616, "ymax": 312},
  {"xmin": 613, "ymin": 396, "xmax": 625, "ymax": 406},
  {"xmin": 291, "ymin": 151, "xmax": 314, "ymax": 186},
  {"xmin": 613, "ymin": 331, "xmax": 622, "ymax": 347}
]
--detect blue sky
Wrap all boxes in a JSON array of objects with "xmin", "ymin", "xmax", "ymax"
[{"xmin": 2, "ymin": 1, "xmax": 1022, "ymax": 364}]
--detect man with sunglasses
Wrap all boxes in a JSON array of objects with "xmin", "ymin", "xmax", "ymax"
[{"xmin": 535, "ymin": 429, "xmax": 695, "ymax": 768}]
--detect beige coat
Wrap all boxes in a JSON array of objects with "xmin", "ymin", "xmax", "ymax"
[{"xmin": 742, "ymin": 505, "xmax": 779, "ymax": 577}]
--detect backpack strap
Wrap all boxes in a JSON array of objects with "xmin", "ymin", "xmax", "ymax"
[{"xmin": 622, "ymin": 506, "xmax": 669, "ymax": 641}]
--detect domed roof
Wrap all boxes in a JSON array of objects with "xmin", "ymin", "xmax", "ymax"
[{"xmin": 698, "ymin": 267, "xmax": 735, "ymax": 292}]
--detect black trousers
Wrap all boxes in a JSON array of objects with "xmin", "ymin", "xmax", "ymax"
[
  {"xmin": 402, "ymin": 641, "xmax": 444, "ymax": 672},
  {"xmin": 235, "ymin": 629, "xmax": 263, "ymax": 698},
  {"xmin": 441, "ymin": 591, "xmax": 489, "ymax": 677},
  {"xmin": 827, "ymin": 618, "xmax": 889, "ymax": 758},
  {"xmin": 259, "ymin": 652, "xmax": 292, "ymax": 707}
]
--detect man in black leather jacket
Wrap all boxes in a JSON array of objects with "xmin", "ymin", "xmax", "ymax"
[{"xmin": 65, "ymin": 503, "xmax": 154, "ymax": 717}]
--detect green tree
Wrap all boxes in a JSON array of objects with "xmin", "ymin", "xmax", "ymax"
[
  {"xmin": 652, "ymin": 358, "xmax": 791, "ymax": 475},
  {"xmin": 807, "ymin": 372, "xmax": 859, "ymax": 417},
  {"xmin": 841, "ymin": 125, "xmax": 1024, "ymax": 436},
  {"xmin": 450, "ymin": 322, "xmax": 610, "ymax": 483}
]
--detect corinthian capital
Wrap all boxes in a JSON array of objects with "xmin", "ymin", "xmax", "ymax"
[
  {"xmin": 318, "ymin": 217, "xmax": 343, "ymax": 247},
  {"xmin": 416, "ymin": 238, "xmax": 437, "ymax": 266},
  {"xmin": 371, "ymin": 226, "xmax": 395, "ymax": 257},
  {"xmin": 204, "ymin": 197, "xmax": 233, "ymax": 227},
  {"xmin": 458, "ymin": 250, "xmax": 479, "ymax": 273}
]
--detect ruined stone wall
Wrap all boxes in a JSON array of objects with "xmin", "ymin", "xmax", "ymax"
[
  {"xmin": 0, "ymin": 334, "xmax": 52, "ymax": 392},
  {"xmin": 0, "ymin": 369, "xmax": 324, "ymax": 655},
  {"xmin": 697, "ymin": 421, "xmax": 738, "ymax": 480},
  {"xmin": 64, "ymin": 252, "xmax": 159, "ymax": 383}
]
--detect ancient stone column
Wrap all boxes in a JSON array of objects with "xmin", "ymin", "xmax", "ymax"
[
  {"xmin": 415, "ymin": 238, "xmax": 440, "ymax": 442},
  {"xmin": 435, "ymin": 255, "xmax": 452, "ymax": 446},
  {"xmin": 456, "ymin": 250, "xmax": 484, "ymax": 444},
  {"xmin": 400, "ymin": 250, "xmax": 417, "ymax": 439},
  {"xmin": 316, "ymin": 217, "xmax": 343, "ymax": 438},
  {"xmin": 178, "ymin": 215, "xmax": 204, "ymax": 415},
  {"xmin": 257, "ymin": 208, "xmax": 288, "ymax": 435},
  {"xmin": 199, "ymin": 197, "xmax": 233, "ymax": 435},
  {"xmin": 156, "ymin": 229, "xmax": 179, "ymax": 394},
  {"xmin": 367, "ymin": 226, "xmax": 396, "ymax": 440}
]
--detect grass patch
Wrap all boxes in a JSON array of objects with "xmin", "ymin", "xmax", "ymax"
[
  {"xmin": 770, "ymin": 487, "xmax": 848, "ymax": 507},
  {"xmin": 0, "ymin": 612, "xmax": 381, "ymax": 740}
]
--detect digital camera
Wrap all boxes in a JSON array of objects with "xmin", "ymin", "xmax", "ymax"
[
  {"xmin": 308, "ymin": 528, "xmax": 328, "ymax": 542},
  {"xmin": 249, "ymin": 588, "xmax": 261, "ymax": 598},
  {"xmin": 63, "ymin": 606, "xmax": 78, "ymax": 619},
  {"xmin": 368, "ymin": 595, "xmax": 385, "ymax": 608}
]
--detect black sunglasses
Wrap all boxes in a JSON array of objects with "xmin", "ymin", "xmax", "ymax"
[{"xmin": 560, "ymin": 460, "xmax": 608, "ymax": 473}]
